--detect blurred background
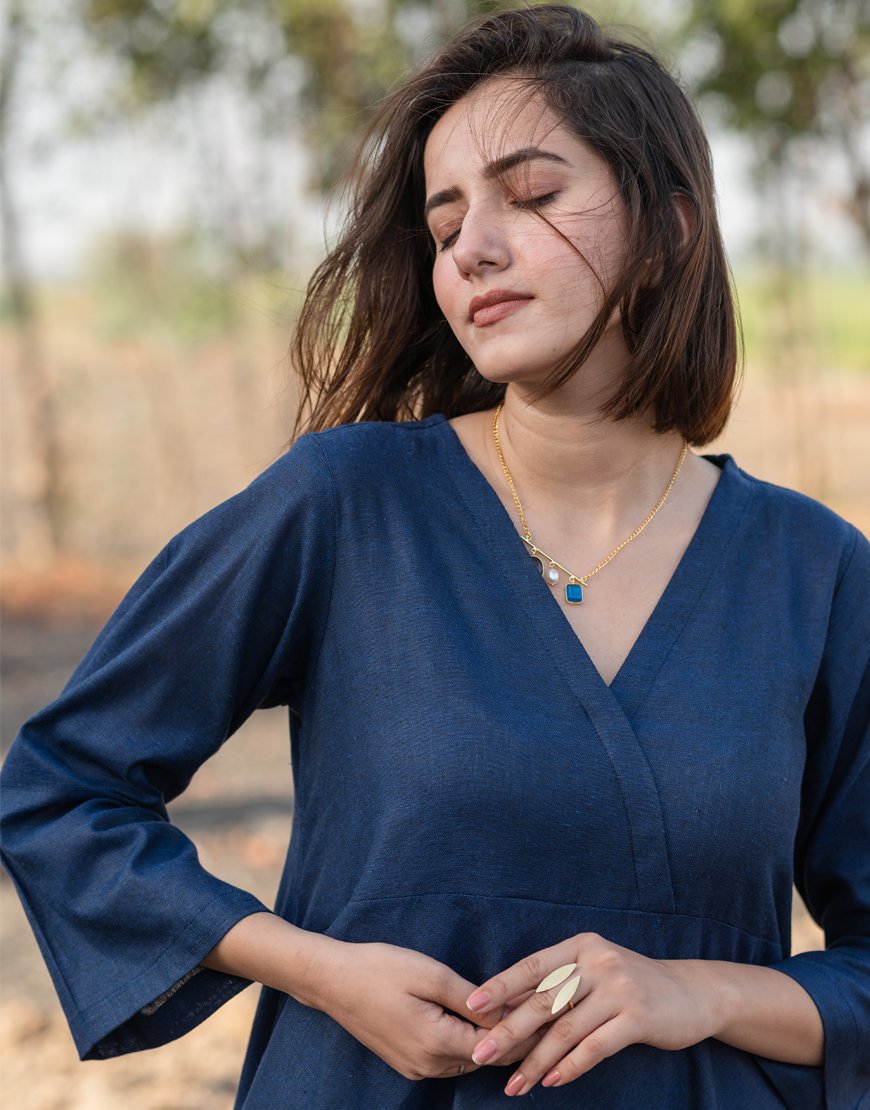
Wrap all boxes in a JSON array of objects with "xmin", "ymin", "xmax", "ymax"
[{"xmin": 1, "ymin": 1, "xmax": 868, "ymax": 1106}]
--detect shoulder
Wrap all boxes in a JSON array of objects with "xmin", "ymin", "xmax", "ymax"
[
  {"xmin": 282, "ymin": 415, "xmax": 447, "ymax": 488},
  {"xmin": 160, "ymin": 417, "xmax": 447, "ymax": 561},
  {"xmin": 711, "ymin": 454, "xmax": 867, "ymax": 583},
  {"xmin": 164, "ymin": 429, "xmax": 345, "ymax": 555}
]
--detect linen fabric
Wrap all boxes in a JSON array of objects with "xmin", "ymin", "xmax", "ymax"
[{"xmin": 2, "ymin": 413, "xmax": 868, "ymax": 1108}]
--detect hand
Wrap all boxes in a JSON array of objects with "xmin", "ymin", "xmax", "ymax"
[
  {"xmin": 464, "ymin": 932, "xmax": 731, "ymax": 1096},
  {"xmin": 308, "ymin": 939, "xmax": 546, "ymax": 1081}
]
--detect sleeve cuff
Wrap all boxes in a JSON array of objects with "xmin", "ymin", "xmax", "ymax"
[
  {"xmin": 768, "ymin": 951, "xmax": 863, "ymax": 1109},
  {"xmin": 74, "ymin": 892, "xmax": 268, "ymax": 1059}
]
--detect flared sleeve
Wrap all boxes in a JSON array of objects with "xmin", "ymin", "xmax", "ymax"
[
  {"xmin": 768, "ymin": 527, "xmax": 870, "ymax": 1108},
  {"xmin": 0, "ymin": 433, "xmax": 336, "ymax": 1060}
]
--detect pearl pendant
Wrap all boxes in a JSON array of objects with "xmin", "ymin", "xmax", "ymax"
[{"xmin": 545, "ymin": 566, "xmax": 560, "ymax": 587}]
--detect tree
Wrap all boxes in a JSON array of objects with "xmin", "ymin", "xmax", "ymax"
[
  {"xmin": 684, "ymin": 0, "xmax": 870, "ymax": 253},
  {"xmin": 82, "ymin": 0, "xmax": 511, "ymax": 194},
  {"xmin": 1, "ymin": 0, "xmax": 66, "ymax": 559}
]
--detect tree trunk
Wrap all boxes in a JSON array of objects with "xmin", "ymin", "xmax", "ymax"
[{"xmin": 1, "ymin": 2, "xmax": 65, "ymax": 561}]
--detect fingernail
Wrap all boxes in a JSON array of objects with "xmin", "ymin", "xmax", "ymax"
[
  {"xmin": 505, "ymin": 1072, "xmax": 526, "ymax": 1096},
  {"xmin": 542, "ymin": 1069, "xmax": 561, "ymax": 1087},
  {"xmin": 472, "ymin": 1038, "xmax": 498, "ymax": 1064},
  {"xmin": 466, "ymin": 989, "xmax": 492, "ymax": 1012}
]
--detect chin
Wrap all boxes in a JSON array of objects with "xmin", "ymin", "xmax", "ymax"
[{"xmin": 470, "ymin": 359, "xmax": 559, "ymax": 390}]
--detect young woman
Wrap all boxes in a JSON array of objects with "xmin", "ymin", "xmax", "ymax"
[{"xmin": 2, "ymin": 6, "xmax": 868, "ymax": 1107}]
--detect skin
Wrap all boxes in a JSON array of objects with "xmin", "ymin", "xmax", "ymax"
[
  {"xmin": 203, "ymin": 912, "xmax": 537, "ymax": 1079},
  {"xmin": 463, "ymin": 935, "xmax": 823, "ymax": 1096},
  {"xmin": 204, "ymin": 77, "xmax": 824, "ymax": 1096}
]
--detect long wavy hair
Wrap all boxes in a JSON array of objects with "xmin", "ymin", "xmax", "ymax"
[{"xmin": 291, "ymin": 4, "xmax": 740, "ymax": 446}]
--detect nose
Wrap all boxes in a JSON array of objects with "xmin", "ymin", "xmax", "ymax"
[{"xmin": 450, "ymin": 205, "xmax": 510, "ymax": 278}]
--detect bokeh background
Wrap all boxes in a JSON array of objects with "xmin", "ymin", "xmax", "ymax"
[{"xmin": 2, "ymin": 1, "xmax": 868, "ymax": 1106}]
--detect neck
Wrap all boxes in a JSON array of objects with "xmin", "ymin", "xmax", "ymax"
[{"xmin": 493, "ymin": 386, "xmax": 687, "ymax": 529}]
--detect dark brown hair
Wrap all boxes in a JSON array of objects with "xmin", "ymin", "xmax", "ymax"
[{"xmin": 291, "ymin": 4, "xmax": 740, "ymax": 445}]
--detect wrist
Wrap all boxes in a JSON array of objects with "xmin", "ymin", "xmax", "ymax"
[
  {"xmin": 291, "ymin": 934, "xmax": 350, "ymax": 1013},
  {"xmin": 699, "ymin": 961, "xmax": 743, "ymax": 1037},
  {"xmin": 674, "ymin": 961, "xmax": 824, "ymax": 1064},
  {"xmin": 660, "ymin": 959, "xmax": 741, "ymax": 1038},
  {"xmin": 202, "ymin": 912, "xmax": 348, "ymax": 1013}
]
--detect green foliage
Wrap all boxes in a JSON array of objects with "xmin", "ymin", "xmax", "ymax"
[
  {"xmin": 85, "ymin": 0, "xmax": 222, "ymax": 104},
  {"xmin": 687, "ymin": 0, "xmax": 868, "ymax": 137},
  {"xmin": 81, "ymin": 0, "xmax": 518, "ymax": 191},
  {"xmin": 683, "ymin": 0, "xmax": 870, "ymax": 246}
]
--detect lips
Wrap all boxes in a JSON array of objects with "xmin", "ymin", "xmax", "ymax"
[{"xmin": 468, "ymin": 289, "xmax": 533, "ymax": 327}]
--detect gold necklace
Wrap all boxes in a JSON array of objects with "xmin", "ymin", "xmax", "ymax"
[{"xmin": 492, "ymin": 401, "xmax": 688, "ymax": 605}]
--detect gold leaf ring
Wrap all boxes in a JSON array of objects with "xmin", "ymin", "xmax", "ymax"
[
  {"xmin": 535, "ymin": 963, "xmax": 577, "ymax": 992},
  {"xmin": 535, "ymin": 963, "xmax": 582, "ymax": 1015},
  {"xmin": 550, "ymin": 974, "xmax": 582, "ymax": 1015}
]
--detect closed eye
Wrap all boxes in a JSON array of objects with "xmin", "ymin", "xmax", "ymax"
[
  {"xmin": 512, "ymin": 192, "xmax": 558, "ymax": 210},
  {"xmin": 435, "ymin": 193, "xmax": 558, "ymax": 252}
]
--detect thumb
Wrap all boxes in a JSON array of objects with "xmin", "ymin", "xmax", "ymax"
[{"xmin": 431, "ymin": 969, "xmax": 504, "ymax": 1030}]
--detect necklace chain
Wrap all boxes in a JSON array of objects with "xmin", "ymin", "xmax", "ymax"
[{"xmin": 491, "ymin": 401, "xmax": 688, "ymax": 600}]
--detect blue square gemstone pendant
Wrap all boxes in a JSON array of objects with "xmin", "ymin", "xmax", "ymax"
[{"xmin": 565, "ymin": 581, "xmax": 584, "ymax": 605}]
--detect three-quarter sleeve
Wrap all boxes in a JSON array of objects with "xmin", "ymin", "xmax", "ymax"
[
  {"xmin": 767, "ymin": 527, "xmax": 870, "ymax": 1108},
  {"xmin": 0, "ymin": 433, "xmax": 337, "ymax": 1060}
]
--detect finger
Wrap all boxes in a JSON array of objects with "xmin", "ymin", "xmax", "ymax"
[
  {"xmin": 428, "ymin": 1007, "xmax": 516, "ymax": 1078},
  {"xmin": 431, "ymin": 1021, "xmax": 537, "ymax": 1081},
  {"xmin": 420, "ymin": 969, "xmax": 504, "ymax": 1061},
  {"xmin": 430, "ymin": 1005, "xmax": 498, "ymax": 1064},
  {"xmin": 503, "ymin": 989, "xmax": 535, "ymax": 1012},
  {"xmin": 539, "ymin": 1015, "xmax": 635, "ymax": 1088},
  {"xmin": 404, "ymin": 995, "xmax": 491, "ymax": 1076},
  {"xmin": 498, "ymin": 1027, "xmax": 549, "ymax": 1066},
  {"xmin": 432, "ymin": 1023, "xmax": 547, "ymax": 1079},
  {"xmin": 471, "ymin": 1007, "xmax": 503, "ymax": 1031},
  {"xmin": 414, "ymin": 966, "xmax": 491, "ymax": 1023},
  {"xmin": 435, "ymin": 1028, "xmax": 546, "ymax": 1081},
  {"xmin": 502, "ymin": 992, "xmax": 617, "ymax": 1093},
  {"xmin": 465, "ymin": 938, "xmax": 580, "ymax": 1016},
  {"xmin": 433, "ymin": 1058, "xmax": 483, "ymax": 1080},
  {"xmin": 471, "ymin": 974, "xmax": 592, "ymax": 1067}
]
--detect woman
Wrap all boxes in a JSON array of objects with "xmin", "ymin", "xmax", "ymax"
[{"xmin": 2, "ymin": 6, "xmax": 868, "ymax": 1107}]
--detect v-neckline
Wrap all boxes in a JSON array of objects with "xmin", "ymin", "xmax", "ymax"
[{"xmin": 432, "ymin": 412, "xmax": 751, "ymax": 713}]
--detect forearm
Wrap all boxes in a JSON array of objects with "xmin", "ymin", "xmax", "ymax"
[
  {"xmin": 666, "ymin": 959, "xmax": 824, "ymax": 1066},
  {"xmin": 201, "ymin": 911, "xmax": 342, "ymax": 1011}
]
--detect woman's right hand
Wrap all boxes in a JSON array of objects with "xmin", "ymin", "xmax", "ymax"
[
  {"xmin": 203, "ymin": 914, "xmax": 545, "ymax": 1080},
  {"xmin": 306, "ymin": 939, "xmax": 545, "ymax": 1081}
]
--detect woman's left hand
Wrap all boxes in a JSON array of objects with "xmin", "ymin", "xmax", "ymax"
[{"xmin": 464, "ymin": 932, "xmax": 733, "ymax": 1097}]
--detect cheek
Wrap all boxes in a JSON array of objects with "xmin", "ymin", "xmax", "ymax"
[
  {"xmin": 431, "ymin": 257, "xmax": 460, "ymax": 319},
  {"xmin": 545, "ymin": 225, "xmax": 626, "ymax": 309},
  {"xmin": 584, "ymin": 211, "xmax": 630, "ymax": 280}
]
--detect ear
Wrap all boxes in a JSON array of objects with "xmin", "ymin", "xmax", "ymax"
[
  {"xmin": 673, "ymin": 192, "xmax": 697, "ymax": 250},
  {"xmin": 636, "ymin": 194, "xmax": 697, "ymax": 294}
]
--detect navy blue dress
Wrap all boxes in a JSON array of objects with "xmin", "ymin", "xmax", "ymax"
[{"xmin": 2, "ymin": 414, "xmax": 868, "ymax": 1108}]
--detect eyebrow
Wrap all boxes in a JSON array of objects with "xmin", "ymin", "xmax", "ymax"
[{"xmin": 423, "ymin": 148, "xmax": 570, "ymax": 221}]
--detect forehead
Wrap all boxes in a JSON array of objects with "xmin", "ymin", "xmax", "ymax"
[{"xmin": 423, "ymin": 77, "xmax": 569, "ymax": 182}]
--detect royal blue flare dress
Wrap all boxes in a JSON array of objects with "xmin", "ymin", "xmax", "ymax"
[{"xmin": 2, "ymin": 414, "xmax": 869, "ymax": 1108}]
